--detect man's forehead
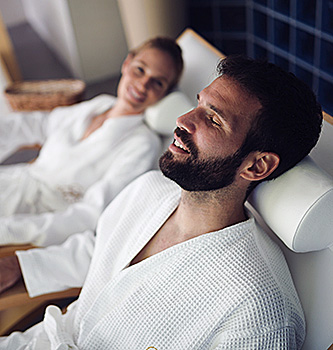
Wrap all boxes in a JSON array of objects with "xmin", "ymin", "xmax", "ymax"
[
  {"xmin": 202, "ymin": 76, "xmax": 261, "ymax": 110},
  {"xmin": 199, "ymin": 75, "xmax": 262, "ymax": 135}
]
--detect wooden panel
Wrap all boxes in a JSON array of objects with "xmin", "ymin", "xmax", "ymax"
[
  {"xmin": 0, "ymin": 280, "xmax": 80, "ymax": 335},
  {"xmin": 0, "ymin": 286, "xmax": 80, "ymax": 335},
  {"xmin": 323, "ymin": 111, "xmax": 333, "ymax": 125},
  {"xmin": 0, "ymin": 244, "xmax": 36, "ymax": 258},
  {"xmin": 0, "ymin": 244, "xmax": 80, "ymax": 335},
  {"xmin": 0, "ymin": 298, "xmax": 46, "ymax": 335},
  {"xmin": 0, "ymin": 279, "xmax": 80, "ymax": 311},
  {"xmin": 177, "ymin": 28, "xmax": 225, "ymax": 59},
  {"xmin": 0, "ymin": 11, "xmax": 21, "ymax": 82}
]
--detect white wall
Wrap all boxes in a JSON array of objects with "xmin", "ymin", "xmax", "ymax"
[
  {"xmin": 67, "ymin": 0, "xmax": 127, "ymax": 82},
  {"xmin": 117, "ymin": 0, "xmax": 187, "ymax": 49},
  {"xmin": 22, "ymin": 0, "xmax": 82, "ymax": 78},
  {"xmin": 0, "ymin": 0, "xmax": 186, "ymax": 82},
  {"xmin": 20, "ymin": 0, "xmax": 128, "ymax": 82}
]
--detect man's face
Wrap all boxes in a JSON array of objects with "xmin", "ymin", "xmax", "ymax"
[
  {"xmin": 117, "ymin": 47, "xmax": 176, "ymax": 114},
  {"xmin": 160, "ymin": 76, "xmax": 262, "ymax": 191}
]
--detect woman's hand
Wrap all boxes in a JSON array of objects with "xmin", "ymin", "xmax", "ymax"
[{"xmin": 0, "ymin": 255, "xmax": 22, "ymax": 293}]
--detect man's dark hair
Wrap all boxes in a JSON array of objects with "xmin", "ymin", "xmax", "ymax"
[{"xmin": 217, "ymin": 55, "xmax": 323, "ymax": 190}]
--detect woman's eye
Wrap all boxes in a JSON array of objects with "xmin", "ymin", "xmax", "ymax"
[
  {"xmin": 135, "ymin": 66, "xmax": 144, "ymax": 75},
  {"xmin": 153, "ymin": 79, "xmax": 163, "ymax": 89}
]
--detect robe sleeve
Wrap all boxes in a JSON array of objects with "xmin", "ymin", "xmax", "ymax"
[
  {"xmin": 0, "ymin": 111, "xmax": 49, "ymax": 163},
  {"xmin": 16, "ymin": 230, "xmax": 95, "ymax": 297},
  {"xmin": 0, "ymin": 126, "xmax": 161, "ymax": 246},
  {"xmin": 0, "ymin": 96, "xmax": 112, "ymax": 164}
]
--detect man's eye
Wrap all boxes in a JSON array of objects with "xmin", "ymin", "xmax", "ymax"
[{"xmin": 209, "ymin": 116, "xmax": 220, "ymax": 126}]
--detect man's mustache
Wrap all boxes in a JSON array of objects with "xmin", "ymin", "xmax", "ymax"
[{"xmin": 174, "ymin": 127, "xmax": 198, "ymax": 157}]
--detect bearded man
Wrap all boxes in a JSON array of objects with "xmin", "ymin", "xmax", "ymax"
[{"xmin": 0, "ymin": 55, "xmax": 322, "ymax": 349}]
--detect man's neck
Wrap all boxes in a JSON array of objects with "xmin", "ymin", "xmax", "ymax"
[
  {"xmin": 130, "ymin": 183, "xmax": 248, "ymax": 266},
  {"xmin": 173, "ymin": 185, "xmax": 247, "ymax": 241}
]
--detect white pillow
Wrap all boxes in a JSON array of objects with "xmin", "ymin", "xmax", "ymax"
[
  {"xmin": 247, "ymin": 156, "xmax": 333, "ymax": 252},
  {"xmin": 177, "ymin": 28, "xmax": 224, "ymax": 106},
  {"xmin": 145, "ymin": 91, "xmax": 194, "ymax": 136}
]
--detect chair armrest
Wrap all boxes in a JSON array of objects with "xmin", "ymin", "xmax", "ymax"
[
  {"xmin": 0, "ymin": 281, "xmax": 80, "ymax": 335},
  {"xmin": 0, "ymin": 244, "xmax": 37, "ymax": 258},
  {"xmin": 0, "ymin": 245, "xmax": 80, "ymax": 310},
  {"xmin": 0, "ymin": 280, "xmax": 81, "ymax": 311},
  {"xmin": 0, "ymin": 244, "xmax": 81, "ymax": 335}
]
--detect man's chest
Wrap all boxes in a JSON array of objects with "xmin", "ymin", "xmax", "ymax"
[{"xmin": 130, "ymin": 215, "xmax": 183, "ymax": 266}]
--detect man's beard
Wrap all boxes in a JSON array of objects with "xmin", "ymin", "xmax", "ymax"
[{"xmin": 159, "ymin": 128, "xmax": 247, "ymax": 192}]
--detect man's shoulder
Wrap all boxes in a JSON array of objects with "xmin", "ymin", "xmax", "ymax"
[
  {"xmin": 104, "ymin": 171, "xmax": 179, "ymax": 212},
  {"xmin": 98, "ymin": 171, "xmax": 180, "ymax": 233},
  {"xmin": 129, "ymin": 171, "xmax": 180, "ymax": 200}
]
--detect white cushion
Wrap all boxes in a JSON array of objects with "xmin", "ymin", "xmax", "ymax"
[
  {"xmin": 145, "ymin": 91, "xmax": 193, "ymax": 136},
  {"xmin": 247, "ymin": 156, "xmax": 333, "ymax": 252},
  {"xmin": 177, "ymin": 29, "xmax": 224, "ymax": 105}
]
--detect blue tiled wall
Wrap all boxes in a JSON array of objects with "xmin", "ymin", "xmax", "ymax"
[{"xmin": 189, "ymin": 0, "xmax": 333, "ymax": 115}]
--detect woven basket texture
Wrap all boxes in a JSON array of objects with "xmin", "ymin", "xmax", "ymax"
[{"xmin": 4, "ymin": 79, "xmax": 86, "ymax": 111}]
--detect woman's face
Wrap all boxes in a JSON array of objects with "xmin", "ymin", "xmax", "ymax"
[{"xmin": 117, "ymin": 47, "xmax": 177, "ymax": 114}]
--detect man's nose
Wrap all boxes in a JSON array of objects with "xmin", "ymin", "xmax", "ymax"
[{"xmin": 176, "ymin": 108, "xmax": 203, "ymax": 134}]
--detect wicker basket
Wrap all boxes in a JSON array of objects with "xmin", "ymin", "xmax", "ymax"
[{"xmin": 4, "ymin": 79, "xmax": 86, "ymax": 111}]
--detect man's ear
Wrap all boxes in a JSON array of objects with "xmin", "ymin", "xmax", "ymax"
[
  {"xmin": 121, "ymin": 53, "xmax": 134, "ymax": 74},
  {"xmin": 240, "ymin": 152, "xmax": 280, "ymax": 182}
]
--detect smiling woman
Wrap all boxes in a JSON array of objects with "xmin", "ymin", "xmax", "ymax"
[
  {"xmin": 115, "ymin": 47, "xmax": 176, "ymax": 115},
  {"xmin": 0, "ymin": 36, "xmax": 184, "ymax": 247}
]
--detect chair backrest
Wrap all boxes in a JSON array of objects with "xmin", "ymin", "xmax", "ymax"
[
  {"xmin": 176, "ymin": 28, "xmax": 225, "ymax": 105},
  {"xmin": 145, "ymin": 28, "xmax": 333, "ymax": 349},
  {"xmin": 0, "ymin": 57, "xmax": 12, "ymax": 114}
]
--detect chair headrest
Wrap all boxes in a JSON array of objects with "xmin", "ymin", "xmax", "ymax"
[
  {"xmin": 176, "ymin": 28, "xmax": 224, "ymax": 105},
  {"xmin": 247, "ymin": 156, "xmax": 333, "ymax": 252},
  {"xmin": 145, "ymin": 91, "xmax": 194, "ymax": 136}
]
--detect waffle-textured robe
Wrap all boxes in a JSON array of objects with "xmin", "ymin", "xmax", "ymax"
[
  {"xmin": 0, "ymin": 171, "xmax": 305, "ymax": 349},
  {"xmin": 0, "ymin": 95, "xmax": 161, "ymax": 246}
]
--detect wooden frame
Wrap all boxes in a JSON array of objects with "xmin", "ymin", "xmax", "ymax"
[
  {"xmin": 0, "ymin": 245, "xmax": 80, "ymax": 335},
  {"xmin": 176, "ymin": 28, "xmax": 225, "ymax": 58},
  {"xmin": 0, "ymin": 284, "xmax": 80, "ymax": 335},
  {"xmin": 0, "ymin": 244, "xmax": 35, "ymax": 258},
  {"xmin": 0, "ymin": 10, "xmax": 21, "ymax": 82},
  {"xmin": 323, "ymin": 111, "xmax": 333, "ymax": 125}
]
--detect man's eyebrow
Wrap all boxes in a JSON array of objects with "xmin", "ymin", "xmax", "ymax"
[
  {"xmin": 210, "ymin": 105, "xmax": 225, "ymax": 120},
  {"xmin": 197, "ymin": 93, "xmax": 226, "ymax": 120}
]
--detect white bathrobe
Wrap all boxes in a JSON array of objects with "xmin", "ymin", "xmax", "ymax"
[
  {"xmin": 1, "ymin": 171, "xmax": 305, "ymax": 349},
  {"xmin": 0, "ymin": 95, "xmax": 161, "ymax": 246}
]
